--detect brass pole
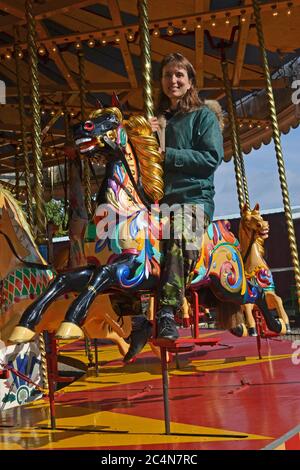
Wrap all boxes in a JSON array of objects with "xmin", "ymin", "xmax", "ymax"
[
  {"xmin": 137, "ymin": 0, "xmax": 154, "ymax": 119},
  {"xmin": 25, "ymin": 1, "xmax": 49, "ymax": 393},
  {"xmin": 231, "ymin": 97, "xmax": 250, "ymax": 209},
  {"xmin": 253, "ymin": 0, "xmax": 300, "ymax": 310},
  {"xmin": 25, "ymin": 0, "xmax": 46, "ymax": 243},
  {"xmin": 221, "ymin": 59, "xmax": 246, "ymax": 213},
  {"xmin": 14, "ymin": 29, "xmax": 34, "ymax": 230},
  {"xmin": 78, "ymin": 50, "xmax": 92, "ymax": 217},
  {"xmin": 15, "ymin": 156, "xmax": 20, "ymax": 200},
  {"xmin": 39, "ymin": 332, "xmax": 49, "ymax": 391}
]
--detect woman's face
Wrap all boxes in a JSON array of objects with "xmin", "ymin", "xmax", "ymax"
[{"xmin": 161, "ymin": 62, "xmax": 191, "ymax": 108}]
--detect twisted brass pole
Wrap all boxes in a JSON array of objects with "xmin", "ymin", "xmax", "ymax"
[
  {"xmin": 231, "ymin": 97, "xmax": 250, "ymax": 209},
  {"xmin": 137, "ymin": 0, "xmax": 154, "ymax": 119},
  {"xmin": 221, "ymin": 60, "xmax": 247, "ymax": 213},
  {"xmin": 25, "ymin": 0, "xmax": 49, "ymax": 393},
  {"xmin": 252, "ymin": 0, "xmax": 300, "ymax": 310},
  {"xmin": 25, "ymin": 0, "xmax": 46, "ymax": 243},
  {"xmin": 15, "ymin": 155, "xmax": 20, "ymax": 200},
  {"xmin": 14, "ymin": 31, "xmax": 34, "ymax": 230},
  {"xmin": 78, "ymin": 50, "xmax": 92, "ymax": 217},
  {"xmin": 39, "ymin": 332, "xmax": 49, "ymax": 391}
]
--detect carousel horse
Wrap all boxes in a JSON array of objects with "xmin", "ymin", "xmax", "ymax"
[
  {"xmin": 59, "ymin": 147, "xmax": 131, "ymax": 355},
  {"xmin": 0, "ymin": 185, "xmax": 54, "ymax": 342},
  {"xmin": 9, "ymin": 107, "xmax": 285, "ymax": 343},
  {"xmin": 230, "ymin": 203, "xmax": 291, "ymax": 337},
  {"xmin": 0, "ymin": 185, "xmax": 131, "ymax": 349}
]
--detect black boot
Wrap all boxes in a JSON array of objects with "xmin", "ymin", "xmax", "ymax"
[
  {"xmin": 156, "ymin": 307, "xmax": 179, "ymax": 340},
  {"xmin": 123, "ymin": 320, "xmax": 152, "ymax": 363}
]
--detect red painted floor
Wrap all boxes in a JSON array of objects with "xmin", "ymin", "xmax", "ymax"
[{"xmin": 1, "ymin": 329, "xmax": 300, "ymax": 450}]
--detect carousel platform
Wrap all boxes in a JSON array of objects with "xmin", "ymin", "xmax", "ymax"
[{"xmin": 1, "ymin": 329, "xmax": 300, "ymax": 451}]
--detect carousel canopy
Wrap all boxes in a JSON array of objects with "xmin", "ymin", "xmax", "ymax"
[{"xmin": 0, "ymin": 0, "xmax": 299, "ymax": 178}]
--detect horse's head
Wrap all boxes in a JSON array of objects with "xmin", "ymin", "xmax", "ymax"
[
  {"xmin": 73, "ymin": 107, "xmax": 124, "ymax": 158},
  {"xmin": 240, "ymin": 203, "xmax": 269, "ymax": 242},
  {"xmin": 73, "ymin": 107, "xmax": 164, "ymax": 203}
]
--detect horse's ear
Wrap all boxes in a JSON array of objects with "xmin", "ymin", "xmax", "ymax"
[
  {"xmin": 111, "ymin": 92, "xmax": 121, "ymax": 109},
  {"xmin": 254, "ymin": 202, "xmax": 260, "ymax": 211},
  {"xmin": 96, "ymin": 98, "xmax": 104, "ymax": 109},
  {"xmin": 242, "ymin": 203, "xmax": 248, "ymax": 214}
]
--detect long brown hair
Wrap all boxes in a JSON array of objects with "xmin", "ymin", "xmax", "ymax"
[{"xmin": 156, "ymin": 53, "xmax": 204, "ymax": 115}]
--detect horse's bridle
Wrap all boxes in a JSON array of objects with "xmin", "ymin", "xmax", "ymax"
[{"xmin": 242, "ymin": 227, "xmax": 256, "ymax": 264}]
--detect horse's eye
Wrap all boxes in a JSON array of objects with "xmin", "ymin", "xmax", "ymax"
[{"xmin": 84, "ymin": 121, "xmax": 95, "ymax": 131}]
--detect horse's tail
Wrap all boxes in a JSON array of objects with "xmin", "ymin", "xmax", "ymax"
[{"xmin": 215, "ymin": 300, "xmax": 244, "ymax": 330}]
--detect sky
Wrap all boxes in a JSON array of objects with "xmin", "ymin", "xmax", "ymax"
[{"xmin": 214, "ymin": 125, "xmax": 300, "ymax": 217}]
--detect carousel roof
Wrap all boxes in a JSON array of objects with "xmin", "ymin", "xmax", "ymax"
[{"xmin": 0, "ymin": 0, "xmax": 299, "ymax": 178}]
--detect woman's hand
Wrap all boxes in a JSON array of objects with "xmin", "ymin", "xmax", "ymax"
[{"xmin": 149, "ymin": 117, "xmax": 160, "ymax": 133}]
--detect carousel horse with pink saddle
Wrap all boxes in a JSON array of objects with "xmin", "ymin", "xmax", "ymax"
[{"xmin": 7, "ymin": 107, "xmax": 286, "ymax": 345}]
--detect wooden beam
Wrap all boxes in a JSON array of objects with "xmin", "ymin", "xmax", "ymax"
[
  {"xmin": 3, "ymin": 77, "xmax": 288, "ymax": 98},
  {"xmin": 0, "ymin": 0, "xmax": 106, "ymax": 32},
  {"xmin": 36, "ymin": 21, "xmax": 79, "ymax": 91},
  {"xmin": 2, "ymin": 0, "xmax": 299, "ymax": 51},
  {"xmin": 42, "ymin": 94, "xmax": 77, "ymax": 136},
  {"xmin": 0, "ymin": 1, "xmax": 24, "ymax": 19},
  {"xmin": 232, "ymin": 0, "xmax": 252, "ymax": 87},
  {"xmin": 194, "ymin": 0, "xmax": 210, "ymax": 89},
  {"xmin": 108, "ymin": 0, "xmax": 137, "ymax": 89}
]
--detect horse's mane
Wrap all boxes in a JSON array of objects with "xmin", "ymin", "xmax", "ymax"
[
  {"xmin": 89, "ymin": 107, "xmax": 164, "ymax": 203},
  {"xmin": 124, "ymin": 115, "xmax": 164, "ymax": 202},
  {"xmin": 239, "ymin": 211, "xmax": 266, "ymax": 258}
]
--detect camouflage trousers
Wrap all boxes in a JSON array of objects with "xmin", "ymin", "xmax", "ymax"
[{"xmin": 158, "ymin": 208, "xmax": 210, "ymax": 312}]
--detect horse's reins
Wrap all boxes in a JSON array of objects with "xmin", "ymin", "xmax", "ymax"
[{"xmin": 0, "ymin": 230, "xmax": 52, "ymax": 271}]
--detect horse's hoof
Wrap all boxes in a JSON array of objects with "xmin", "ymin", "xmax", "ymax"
[
  {"xmin": 285, "ymin": 323, "xmax": 292, "ymax": 335},
  {"xmin": 8, "ymin": 326, "xmax": 35, "ymax": 344},
  {"xmin": 55, "ymin": 322, "xmax": 83, "ymax": 339},
  {"xmin": 278, "ymin": 319, "xmax": 286, "ymax": 335},
  {"xmin": 248, "ymin": 327, "xmax": 258, "ymax": 337},
  {"xmin": 230, "ymin": 323, "xmax": 248, "ymax": 337}
]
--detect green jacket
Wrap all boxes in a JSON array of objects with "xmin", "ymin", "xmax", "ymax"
[{"xmin": 162, "ymin": 105, "xmax": 224, "ymax": 221}]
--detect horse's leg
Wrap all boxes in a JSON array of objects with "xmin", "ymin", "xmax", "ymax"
[
  {"xmin": 9, "ymin": 266, "xmax": 95, "ymax": 343},
  {"xmin": 265, "ymin": 292, "xmax": 290, "ymax": 333},
  {"xmin": 244, "ymin": 304, "xmax": 257, "ymax": 328},
  {"xmin": 265, "ymin": 292, "xmax": 290, "ymax": 324},
  {"xmin": 95, "ymin": 320, "xmax": 130, "ymax": 356},
  {"xmin": 255, "ymin": 288, "xmax": 283, "ymax": 334},
  {"xmin": 57, "ymin": 256, "xmax": 137, "ymax": 338}
]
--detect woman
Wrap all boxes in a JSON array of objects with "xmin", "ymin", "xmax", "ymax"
[{"xmin": 123, "ymin": 53, "xmax": 224, "ymax": 362}]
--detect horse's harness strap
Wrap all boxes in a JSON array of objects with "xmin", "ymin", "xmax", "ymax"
[
  {"xmin": 243, "ymin": 229, "xmax": 255, "ymax": 264},
  {"xmin": 110, "ymin": 175, "xmax": 139, "ymax": 206},
  {"xmin": 103, "ymin": 135, "xmax": 152, "ymax": 210},
  {"xmin": 0, "ymin": 230, "xmax": 52, "ymax": 271}
]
